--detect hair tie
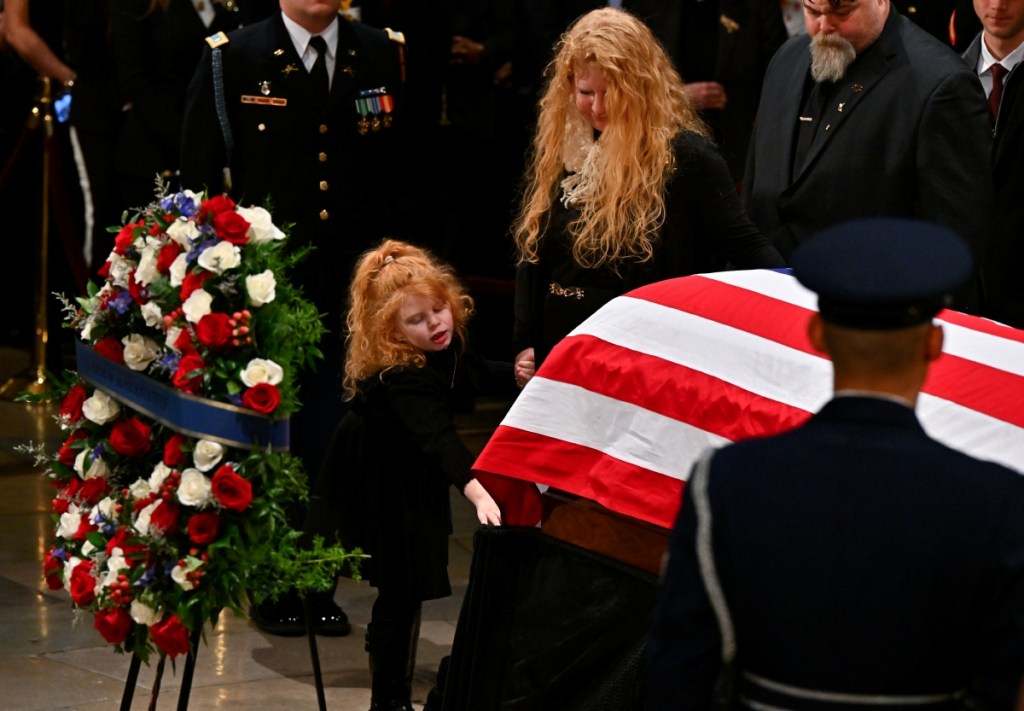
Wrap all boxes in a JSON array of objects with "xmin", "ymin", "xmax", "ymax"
[{"xmin": 383, "ymin": 255, "xmax": 395, "ymax": 264}]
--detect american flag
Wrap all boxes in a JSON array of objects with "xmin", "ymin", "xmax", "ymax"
[{"xmin": 473, "ymin": 270, "xmax": 1024, "ymax": 529}]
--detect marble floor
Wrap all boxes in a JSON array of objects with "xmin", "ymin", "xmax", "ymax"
[{"xmin": 0, "ymin": 345, "xmax": 513, "ymax": 711}]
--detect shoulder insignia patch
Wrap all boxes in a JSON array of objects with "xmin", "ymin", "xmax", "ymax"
[
  {"xmin": 205, "ymin": 31, "xmax": 229, "ymax": 49},
  {"xmin": 385, "ymin": 28, "xmax": 406, "ymax": 45}
]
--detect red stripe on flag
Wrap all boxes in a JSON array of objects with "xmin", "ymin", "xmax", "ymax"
[
  {"xmin": 474, "ymin": 426, "xmax": 683, "ymax": 529},
  {"xmin": 627, "ymin": 275, "xmax": 1024, "ymax": 428},
  {"xmin": 543, "ymin": 334, "xmax": 813, "ymax": 442}
]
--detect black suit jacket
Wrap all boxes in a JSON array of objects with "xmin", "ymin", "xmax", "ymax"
[
  {"xmin": 627, "ymin": 0, "xmax": 788, "ymax": 180},
  {"xmin": 743, "ymin": 9, "xmax": 993, "ymax": 277},
  {"xmin": 111, "ymin": 0, "xmax": 240, "ymax": 179},
  {"xmin": 963, "ymin": 36, "xmax": 1024, "ymax": 328},
  {"xmin": 647, "ymin": 396, "xmax": 1024, "ymax": 711}
]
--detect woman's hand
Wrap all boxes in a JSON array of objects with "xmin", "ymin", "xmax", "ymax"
[
  {"xmin": 514, "ymin": 347, "xmax": 536, "ymax": 389},
  {"xmin": 463, "ymin": 478, "xmax": 502, "ymax": 526}
]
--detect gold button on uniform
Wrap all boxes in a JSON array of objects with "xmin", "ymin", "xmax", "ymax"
[
  {"xmin": 319, "ymin": 209, "xmax": 329, "ymax": 221},
  {"xmin": 319, "ymin": 124, "xmax": 328, "ymax": 134},
  {"xmin": 319, "ymin": 181, "xmax": 329, "ymax": 191},
  {"xmin": 319, "ymin": 152, "xmax": 327, "ymax": 162}
]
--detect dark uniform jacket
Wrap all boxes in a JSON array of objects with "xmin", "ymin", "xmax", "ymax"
[
  {"xmin": 963, "ymin": 36, "xmax": 1024, "ymax": 328},
  {"xmin": 180, "ymin": 13, "xmax": 405, "ymax": 478},
  {"xmin": 647, "ymin": 396, "xmax": 1024, "ymax": 711},
  {"xmin": 743, "ymin": 9, "xmax": 992, "ymax": 271}
]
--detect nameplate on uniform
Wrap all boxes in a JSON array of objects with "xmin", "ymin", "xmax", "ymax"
[{"xmin": 241, "ymin": 95, "xmax": 287, "ymax": 107}]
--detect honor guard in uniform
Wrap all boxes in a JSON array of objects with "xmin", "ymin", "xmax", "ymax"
[
  {"xmin": 180, "ymin": 0, "xmax": 405, "ymax": 637},
  {"xmin": 647, "ymin": 218, "xmax": 1024, "ymax": 710}
]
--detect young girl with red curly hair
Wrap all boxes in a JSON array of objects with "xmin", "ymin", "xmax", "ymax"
[{"xmin": 323, "ymin": 239, "xmax": 501, "ymax": 711}]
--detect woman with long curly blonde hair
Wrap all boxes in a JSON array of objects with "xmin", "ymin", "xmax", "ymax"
[
  {"xmin": 512, "ymin": 8, "xmax": 784, "ymax": 386},
  {"xmin": 330, "ymin": 239, "xmax": 501, "ymax": 711}
]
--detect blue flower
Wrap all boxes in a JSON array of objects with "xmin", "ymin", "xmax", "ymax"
[{"xmin": 110, "ymin": 290, "xmax": 134, "ymax": 315}]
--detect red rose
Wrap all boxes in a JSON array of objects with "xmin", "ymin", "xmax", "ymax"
[
  {"xmin": 114, "ymin": 220, "xmax": 143, "ymax": 255},
  {"xmin": 93, "ymin": 336, "xmax": 125, "ymax": 364},
  {"xmin": 69, "ymin": 561, "xmax": 96, "ymax": 606},
  {"xmin": 97, "ymin": 260, "xmax": 111, "ymax": 278},
  {"xmin": 109, "ymin": 417, "xmax": 153, "ymax": 457},
  {"xmin": 58, "ymin": 430, "xmax": 88, "ymax": 466},
  {"xmin": 156, "ymin": 241, "xmax": 183, "ymax": 274},
  {"xmin": 212, "ymin": 210, "xmax": 250, "ymax": 245},
  {"xmin": 105, "ymin": 527, "xmax": 146, "ymax": 559},
  {"xmin": 60, "ymin": 384, "xmax": 88, "ymax": 421},
  {"xmin": 196, "ymin": 312, "xmax": 233, "ymax": 350},
  {"xmin": 74, "ymin": 516, "xmax": 97, "ymax": 540},
  {"xmin": 212, "ymin": 465, "xmax": 253, "ymax": 512},
  {"xmin": 173, "ymin": 354, "xmax": 206, "ymax": 394},
  {"xmin": 163, "ymin": 432, "xmax": 189, "ymax": 468},
  {"xmin": 199, "ymin": 194, "xmax": 236, "ymax": 220},
  {"xmin": 127, "ymin": 270, "xmax": 148, "ymax": 305},
  {"xmin": 79, "ymin": 476, "xmax": 111, "ymax": 506},
  {"xmin": 149, "ymin": 500, "xmax": 181, "ymax": 535},
  {"xmin": 179, "ymin": 270, "xmax": 210, "ymax": 301},
  {"xmin": 187, "ymin": 511, "xmax": 222, "ymax": 545},
  {"xmin": 52, "ymin": 497, "xmax": 70, "ymax": 515},
  {"xmin": 242, "ymin": 383, "xmax": 280, "ymax": 414},
  {"xmin": 43, "ymin": 550, "xmax": 63, "ymax": 590},
  {"xmin": 150, "ymin": 614, "xmax": 190, "ymax": 658},
  {"xmin": 173, "ymin": 327, "xmax": 196, "ymax": 356},
  {"xmin": 94, "ymin": 607, "xmax": 133, "ymax": 644}
]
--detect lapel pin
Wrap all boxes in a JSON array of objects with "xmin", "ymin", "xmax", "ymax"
[
  {"xmin": 273, "ymin": 48, "xmax": 285, "ymax": 56},
  {"xmin": 719, "ymin": 15, "xmax": 740, "ymax": 33},
  {"xmin": 282, "ymin": 63, "xmax": 299, "ymax": 76},
  {"xmin": 837, "ymin": 102, "xmax": 845, "ymax": 112},
  {"xmin": 852, "ymin": 84, "xmax": 863, "ymax": 93}
]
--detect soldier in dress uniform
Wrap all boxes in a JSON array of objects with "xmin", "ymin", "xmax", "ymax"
[
  {"xmin": 646, "ymin": 218, "xmax": 1024, "ymax": 710},
  {"xmin": 180, "ymin": 0, "xmax": 406, "ymax": 637}
]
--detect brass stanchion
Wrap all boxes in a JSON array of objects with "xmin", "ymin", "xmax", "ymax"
[{"xmin": 1, "ymin": 77, "xmax": 54, "ymax": 399}]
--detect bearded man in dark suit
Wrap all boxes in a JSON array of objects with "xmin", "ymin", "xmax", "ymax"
[{"xmin": 743, "ymin": 0, "xmax": 992, "ymax": 307}]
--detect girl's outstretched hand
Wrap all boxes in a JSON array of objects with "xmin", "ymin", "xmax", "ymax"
[{"xmin": 463, "ymin": 478, "xmax": 502, "ymax": 526}]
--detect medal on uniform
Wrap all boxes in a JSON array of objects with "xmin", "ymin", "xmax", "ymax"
[
  {"xmin": 260, "ymin": 81, "xmax": 271, "ymax": 96},
  {"xmin": 355, "ymin": 87, "xmax": 394, "ymax": 134}
]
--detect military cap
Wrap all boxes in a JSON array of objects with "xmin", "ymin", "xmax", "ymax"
[{"xmin": 790, "ymin": 217, "xmax": 973, "ymax": 329}]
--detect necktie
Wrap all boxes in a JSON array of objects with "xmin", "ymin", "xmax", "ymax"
[
  {"xmin": 309, "ymin": 35, "xmax": 330, "ymax": 101},
  {"xmin": 793, "ymin": 80, "xmax": 830, "ymax": 178},
  {"xmin": 989, "ymin": 63, "xmax": 1006, "ymax": 124}
]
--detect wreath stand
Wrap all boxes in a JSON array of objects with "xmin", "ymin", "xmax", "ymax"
[{"xmin": 117, "ymin": 601, "xmax": 328, "ymax": 710}]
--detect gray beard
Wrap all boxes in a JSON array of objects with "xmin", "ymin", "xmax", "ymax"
[{"xmin": 809, "ymin": 33, "xmax": 857, "ymax": 83}]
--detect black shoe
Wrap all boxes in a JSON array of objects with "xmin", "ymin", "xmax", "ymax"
[
  {"xmin": 249, "ymin": 595, "xmax": 305, "ymax": 637},
  {"xmin": 309, "ymin": 593, "xmax": 352, "ymax": 637}
]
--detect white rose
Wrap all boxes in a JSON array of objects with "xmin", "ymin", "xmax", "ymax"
[
  {"xmin": 240, "ymin": 358, "xmax": 283, "ymax": 387},
  {"xmin": 130, "ymin": 599, "xmax": 161, "ymax": 626},
  {"xmin": 182, "ymin": 289, "xmax": 213, "ymax": 324},
  {"xmin": 96, "ymin": 496, "xmax": 117, "ymax": 520},
  {"xmin": 171, "ymin": 561, "xmax": 197, "ymax": 590},
  {"xmin": 75, "ymin": 449, "xmax": 110, "ymax": 480},
  {"xmin": 140, "ymin": 301, "xmax": 164, "ymax": 328},
  {"xmin": 245, "ymin": 269, "xmax": 277, "ymax": 307},
  {"xmin": 169, "ymin": 252, "xmax": 189, "ymax": 287},
  {"xmin": 165, "ymin": 326, "xmax": 182, "ymax": 352},
  {"xmin": 197, "ymin": 240, "xmax": 241, "ymax": 275},
  {"xmin": 192, "ymin": 440, "xmax": 225, "ymax": 472},
  {"xmin": 63, "ymin": 556, "xmax": 83, "ymax": 593},
  {"xmin": 177, "ymin": 468, "xmax": 213, "ymax": 508},
  {"xmin": 133, "ymin": 500, "xmax": 159, "ymax": 536},
  {"xmin": 167, "ymin": 217, "xmax": 200, "ymax": 247},
  {"xmin": 122, "ymin": 333, "xmax": 162, "ymax": 372},
  {"xmin": 135, "ymin": 239, "xmax": 161, "ymax": 286},
  {"xmin": 81, "ymin": 540, "xmax": 97, "ymax": 558},
  {"xmin": 149, "ymin": 461, "xmax": 173, "ymax": 491},
  {"xmin": 128, "ymin": 477, "xmax": 152, "ymax": 501},
  {"xmin": 236, "ymin": 205, "xmax": 286, "ymax": 244},
  {"xmin": 82, "ymin": 389, "xmax": 120, "ymax": 425},
  {"xmin": 108, "ymin": 254, "xmax": 135, "ymax": 288},
  {"xmin": 57, "ymin": 510, "xmax": 82, "ymax": 539},
  {"xmin": 102, "ymin": 550, "xmax": 129, "ymax": 588}
]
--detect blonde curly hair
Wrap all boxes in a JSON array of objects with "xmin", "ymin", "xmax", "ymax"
[
  {"xmin": 513, "ymin": 7, "xmax": 708, "ymax": 269},
  {"xmin": 342, "ymin": 239, "xmax": 474, "ymax": 399}
]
